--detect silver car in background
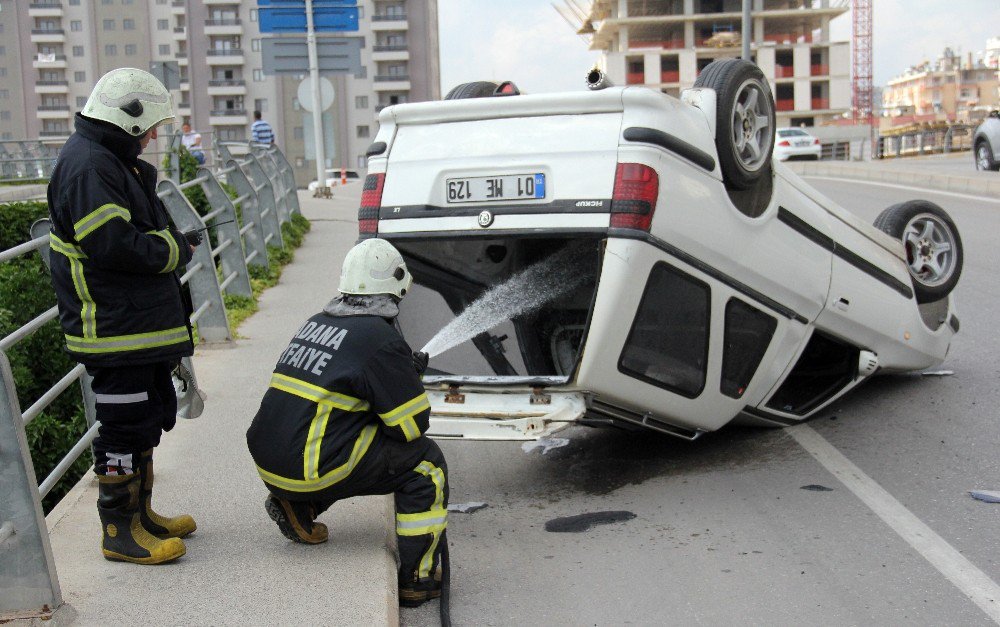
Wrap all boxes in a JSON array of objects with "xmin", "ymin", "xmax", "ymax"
[{"xmin": 973, "ymin": 111, "xmax": 1000, "ymax": 171}]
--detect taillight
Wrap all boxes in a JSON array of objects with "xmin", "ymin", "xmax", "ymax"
[
  {"xmin": 610, "ymin": 163, "xmax": 658, "ymax": 231},
  {"xmin": 778, "ymin": 140, "xmax": 791, "ymax": 147},
  {"xmin": 358, "ymin": 173, "xmax": 384, "ymax": 238},
  {"xmin": 813, "ymin": 138, "xmax": 821, "ymax": 145}
]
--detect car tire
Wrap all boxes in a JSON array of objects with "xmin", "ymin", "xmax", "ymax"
[
  {"xmin": 444, "ymin": 81, "xmax": 499, "ymax": 100},
  {"xmin": 974, "ymin": 140, "xmax": 999, "ymax": 171},
  {"xmin": 873, "ymin": 200, "xmax": 963, "ymax": 304},
  {"xmin": 694, "ymin": 58, "xmax": 776, "ymax": 190}
]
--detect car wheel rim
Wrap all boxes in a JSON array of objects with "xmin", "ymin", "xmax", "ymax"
[
  {"xmin": 730, "ymin": 78, "xmax": 772, "ymax": 172},
  {"xmin": 977, "ymin": 145, "xmax": 989, "ymax": 170},
  {"xmin": 902, "ymin": 213, "xmax": 956, "ymax": 287}
]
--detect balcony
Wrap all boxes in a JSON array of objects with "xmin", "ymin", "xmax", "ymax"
[
  {"xmin": 38, "ymin": 104, "xmax": 71, "ymax": 119},
  {"xmin": 35, "ymin": 79, "xmax": 69, "ymax": 94},
  {"xmin": 207, "ymin": 49, "xmax": 245, "ymax": 65},
  {"xmin": 30, "ymin": 28, "xmax": 66, "ymax": 43},
  {"xmin": 372, "ymin": 46, "xmax": 409, "ymax": 62},
  {"xmin": 175, "ymin": 51, "xmax": 188, "ymax": 58},
  {"xmin": 811, "ymin": 97, "xmax": 830, "ymax": 110},
  {"xmin": 776, "ymin": 99, "xmax": 794, "ymax": 112},
  {"xmin": 774, "ymin": 65, "xmax": 794, "ymax": 79},
  {"xmin": 205, "ymin": 18, "xmax": 242, "ymax": 36},
  {"xmin": 810, "ymin": 64, "xmax": 829, "ymax": 77},
  {"xmin": 626, "ymin": 72, "xmax": 644, "ymax": 85},
  {"xmin": 28, "ymin": 2, "xmax": 63, "ymax": 18},
  {"xmin": 373, "ymin": 76, "xmax": 410, "ymax": 91},
  {"xmin": 207, "ymin": 79, "xmax": 247, "ymax": 96},
  {"xmin": 171, "ymin": 1, "xmax": 186, "ymax": 15},
  {"xmin": 33, "ymin": 54, "xmax": 68, "ymax": 69},
  {"xmin": 660, "ymin": 70, "xmax": 679, "ymax": 84},
  {"xmin": 40, "ymin": 130, "xmax": 71, "ymax": 137},
  {"xmin": 371, "ymin": 14, "xmax": 408, "ymax": 31},
  {"xmin": 209, "ymin": 109, "xmax": 249, "ymax": 126}
]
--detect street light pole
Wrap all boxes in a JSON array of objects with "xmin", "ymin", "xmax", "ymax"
[
  {"xmin": 305, "ymin": 0, "xmax": 326, "ymax": 193},
  {"xmin": 742, "ymin": 0, "xmax": 752, "ymax": 61}
]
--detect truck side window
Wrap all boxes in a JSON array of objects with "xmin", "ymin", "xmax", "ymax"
[
  {"xmin": 720, "ymin": 298, "xmax": 777, "ymax": 398},
  {"xmin": 618, "ymin": 262, "xmax": 709, "ymax": 398}
]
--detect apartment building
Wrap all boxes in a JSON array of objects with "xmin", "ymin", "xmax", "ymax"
[
  {"xmin": 0, "ymin": 0, "xmax": 439, "ymax": 184},
  {"xmin": 882, "ymin": 45, "xmax": 1000, "ymax": 124},
  {"xmin": 577, "ymin": 0, "xmax": 851, "ymax": 126}
]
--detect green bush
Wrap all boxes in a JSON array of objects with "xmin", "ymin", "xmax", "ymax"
[{"xmin": 0, "ymin": 200, "xmax": 90, "ymax": 512}]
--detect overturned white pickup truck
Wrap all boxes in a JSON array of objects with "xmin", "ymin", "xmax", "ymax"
[{"xmin": 360, "ymin": 59, "xmax": 963, "ymax": 441}]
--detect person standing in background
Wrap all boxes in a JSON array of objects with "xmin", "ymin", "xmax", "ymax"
[
  {"xmin": 251, "ymin": 110, "xmax": 274, "ymax": 145},
  {"xmin": 181, "ymin": 122, "xmax": 205, "ymax": 165}
]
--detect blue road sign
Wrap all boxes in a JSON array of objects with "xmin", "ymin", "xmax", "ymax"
[{"xmin": 258, "ymin": 1, "xmax": 360, "ymax": 33}]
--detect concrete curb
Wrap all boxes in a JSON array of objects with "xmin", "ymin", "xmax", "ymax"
[
  {"xmin": 787, "ymin": 161, "xmax": 1000, "ymax": 197},
  {"xmin": 0, "ymin": 184, "xmax": 48, "ymax": 203}
]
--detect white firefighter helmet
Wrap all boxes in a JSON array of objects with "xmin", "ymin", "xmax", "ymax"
[
  {"xmin": 339, "ymin": 238, "xmax": 413, "ymax": 299},
  {"xmin": 83, "ymin": 68, "xmax": 174, "ymax": 137}
]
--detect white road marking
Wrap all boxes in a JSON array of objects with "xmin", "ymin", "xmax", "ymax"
[
  {"xmin": 788, "ymin": 424, "xmax": 1000, "ymax": 624},
  {"xmin": 803, "ymin": 175, "xmax": 1000, "ymax": 204}
]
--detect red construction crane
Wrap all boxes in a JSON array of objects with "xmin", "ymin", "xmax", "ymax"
[{"xmin": 852, "ymin": 0, "xmax": 875, "ymax": 154}]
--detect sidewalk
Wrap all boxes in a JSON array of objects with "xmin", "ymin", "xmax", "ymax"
[
  {"xmin": 42, "ymin": 185, "xmax": 399, "ymax": 626},
  {"xmin": 787, "ymin": 155, "xmax": 1000, "ymax": 197}
]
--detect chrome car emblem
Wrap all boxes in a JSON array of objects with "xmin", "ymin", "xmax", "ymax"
[{"xmin": 477, "ymin": 210, "xmax": 494, "ymax": 228}]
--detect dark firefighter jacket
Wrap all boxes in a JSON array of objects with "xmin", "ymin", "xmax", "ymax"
[
  {"xmin": 246, "ymin": 312, "xmax": 431, "ymax": 495},
  {"xmin": 46, "ymin": 113, "xmax": 194, "ymax": 367}
]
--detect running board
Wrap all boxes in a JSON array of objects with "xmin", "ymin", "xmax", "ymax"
[
  {"xmin": 425, "ymin": 388, "xmax": 587, "ymax": 441},
  {"xmin": 589, "ymin": 400, "xmax": 705, "ymax": 441}
]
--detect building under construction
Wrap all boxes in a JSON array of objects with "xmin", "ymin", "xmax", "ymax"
[{"xmin": 559, "ymin": 0, "xmax": 852, "ymax": 127}]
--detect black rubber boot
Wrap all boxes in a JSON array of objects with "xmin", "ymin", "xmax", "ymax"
[
  {"xmin": 399, "ymin": 567, "xmax": 442, "ymax": 608},
  {"xmin": 138, "ymin": 449, "xmax": 196, "ymax": 539},
  {"xmin": 264, "ymin": 494, "xmax": 328, "ymax": 544},
  {"xmin": 97, "ymin": 473, "xmax": 186, "ymax": 564}
]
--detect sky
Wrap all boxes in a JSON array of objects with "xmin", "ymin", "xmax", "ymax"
[{"xmin": 438, "ymin": 0, "xmax": 1000, "ymax": 95}]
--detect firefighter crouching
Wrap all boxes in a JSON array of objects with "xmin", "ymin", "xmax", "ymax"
[
  {"xmin": 46, "ymin": 68, "xmax": 200, "ymax": 565},
  {"xmin": 247, "ymin": 238, "xmax": 448, "ymax": 608}
]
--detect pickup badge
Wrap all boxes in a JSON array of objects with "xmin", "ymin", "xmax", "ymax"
[{"xmin": 477, "ymin": 210, "xmax": 494, "ymax": 228}]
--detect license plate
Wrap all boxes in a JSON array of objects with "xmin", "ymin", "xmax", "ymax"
[
  {"xmin": 446, "ymin": 173, "xmax": 545, "ymax": 204},
  {"xmin": 795, "ymin": 140, "xmax": 810, "ymax": 147}
]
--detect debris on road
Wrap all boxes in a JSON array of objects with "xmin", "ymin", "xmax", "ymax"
[
  {"xmin": 544, "ymin": 511, "xmax": 636, "ymax": 533},
  {"xmin": 969, "ymin": 490, "xmax": 1000, "ymax": 503},
  {"xmin": 448, "ymin": 502, "xmax": 489, "ymax": 514},
  {"xmin": 521, "ymin": 437, "xmax": 570, "ymax": 455},
  {"xmin": 800, "ymin": 484, "xmax": 834, "ymax": 492}
]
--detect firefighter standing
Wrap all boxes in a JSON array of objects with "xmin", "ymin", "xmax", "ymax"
[
  {"xmin": 46, "ymin": 68, "xmax": 199, "ymax": 565},
  {"xmin": 247, "ymin": 238, "xmax": 448, "ymax": 608}
]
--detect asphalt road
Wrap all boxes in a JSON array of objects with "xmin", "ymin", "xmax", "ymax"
[{"xmin": 402, "ymin": 178, "xmax": 1000, "ymax": 626}]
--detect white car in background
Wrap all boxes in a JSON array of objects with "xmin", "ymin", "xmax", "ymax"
[
  {"xmin": 363, "ymin": 60, "xmax": 963, "ymax": 443},
  {"xmin": 774, "ymin": 127, "xmax": 822, "ymax": 161}
]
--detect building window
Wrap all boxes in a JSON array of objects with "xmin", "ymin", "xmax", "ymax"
[
  {"xmin": 250, "ymin": 9, "xmax": 258, "ymax": 22},
  {"xmin": 125, "ymin": 44, "xmax": 137, "ymax": 56},
  {"xmin": 77, "ymin": 96, "xmax": 88, "ymax": 107},
  {"xmin": 0, "ymin": 68, "xmax": 5, "ymax": 77},
  {"xmin": 71, "ymin": 20, "xmax": 83, "ymax": 32},
  {"xmin": 74, "ymin": 71, "xmax": 86, "ymax": 82},
  {"xmin": 157, "ymin": 19, "xmax": 168, "ymax": 30},
  {"xmin": 102, "ymin": 0, "xmax": 112, "ymax": 4},
  {"xmin": 72, "ymin": 46, "xmax": 84, "ymax": 57},
  {"xmin": 356, "ymin": 125, "xmax": 370, "ymax": 138},
  {"xmin": 1, "ymin": 132, "xmax": 12, "ymax": 140},
  {"xmin": 293, "ymin": 127, "xmax": 304, "ymax": 139},
  {"xmin": 0, "ymin": 90, "xmax": 7, "ymax": 99},
  {"xmin": 253, "ymin": 69, "xmax": 263, "ymax": 82},
  {"xmin": 0, "ymin": 111, "xmax": 8, "ymax": 121},
  {"xmin": 69, "ymin": 0, "xmax": 80, "ymax": 4},
  {"xmin": 251, "ymin": 39, "xmax": 260, "ymax": 52},
  {"xmin": 254, "ymin": 98, "xmax": 267, "ymax": 112},
  {"xmin": 159, "ymin": 44, "xmax": 170, "ymax": 55},
  {"xmin": 355, "ymin": 95, "xmax": 368, "ymax": 109},
  {"xmin": 103, "ymin": 19, "xmax": 115, "ymax": 31},
  {"xmin": 123, "ymin": 19, "xmax": 135, "ymax": 30},
  {"xmin": 0, "ymin": 46, "xmax": 5, "ymax": 56},
  {"xmin": 105, "ymin": 45, "xmax": 117, "ymax": 56}
]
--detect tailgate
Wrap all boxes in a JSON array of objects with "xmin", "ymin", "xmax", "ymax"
[{"xmin": 375, "ymin": 94, "xmax": 625, "ymax": 232}]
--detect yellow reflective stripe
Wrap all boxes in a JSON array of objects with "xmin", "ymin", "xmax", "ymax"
[
  {"xmin": 269, "ymin": 373, "xmax": 370, "ymax": 411},
  {"xmin": 256, "ymin": 424, "xmax": 377, "ymax": 492},
  {"xmin": 408, "ymin": 459, "xmax": 447, "ymax": 578},
  {"xmin": 74, "ymin": 203, "xmax": 131, "ymax": 240},
  {"xmin": 396, "ymin": 510, "xmax": 448, "ymax": 536},
  {"xmin": 378, "ymin": 393, "xmax": 430, "ymax": 442},
  {"xmin": 48, "ymin": 233, "xmax": 87, "ymax": 259},
  {"xmin": 64, "ymin": 326, "xmax": 190, "ymax": 354},
  {"xmin": 303, "ymin": 403, "xmax": 333, "ymax": 481},
  {"xmin": 150, "ymin": 230, "xmax": 179, "ymax": 273}
]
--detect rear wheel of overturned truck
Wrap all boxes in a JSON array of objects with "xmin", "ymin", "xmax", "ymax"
[
  {"xmin": 694, "ymin": 58, "xmax": 776, "ymax": 190},
  {"xmin": 873, "ymin": 200, "xmax": 963, "ymax": 304}
]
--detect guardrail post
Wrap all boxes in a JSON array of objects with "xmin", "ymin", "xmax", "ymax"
[
  {"xmin": 197, "ymin": 167, "xmax": 253, "ymax": 298},
  {"xmin": 169, "ymin": 132, "xmax": 182, "ymax": 184},
  {"xmin": 239, "ymin": 155, "xmax": 284, "ymax": 250},
  {"xmin": 223, "ymin": 160, "xmax": 269, "ymax": 271},
  {"xmin": 0, "ymin": 352, "xmax": 62, "ymax": 619},
  {"xmin": 216, "ymin": 141, "xmax": 234, "ymax": 165},
  {"xmin": 251, "ymin": 148, "xmax": 290, "ymax": 226},
  {"xmin": 156, "ymin": 180, "xmax": 232, "ymax": 343},
  {"xmin": 267, "ymin": 146, "xmax": 302, "ymax": 216}
]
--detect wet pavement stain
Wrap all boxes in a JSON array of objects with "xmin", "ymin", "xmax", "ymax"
[
  {"xmin": 544, "ymin": 510, "xmax": 637, "ymax": 533},
  {"xmin": 800, "ymin": 484, "xmax": 834, "ymax": 492}
]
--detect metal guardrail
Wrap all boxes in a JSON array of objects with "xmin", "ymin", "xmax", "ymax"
[
  {"xmin": 876, "ymin": 125, "xmax": 974, "ymax": 160},
  {"xmin": 0, "ymin": 142, "xmax": 298, "ymax": 619}
]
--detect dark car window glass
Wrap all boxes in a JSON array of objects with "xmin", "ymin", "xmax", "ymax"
[
  {"xmin": 619, "ymin": 263, "xmax": 709, "ymax": 398},
  {"xmin": 721, "ymin": 299, "xmax": 777, "ymax": 398},
  {"xmin": 766, "ymin": 331, "xmax": 858, "ymax": 415}
]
